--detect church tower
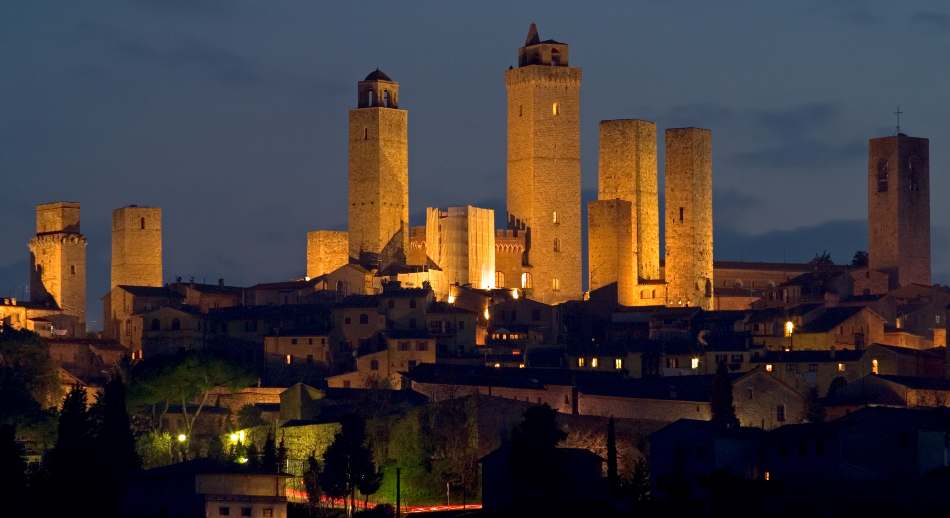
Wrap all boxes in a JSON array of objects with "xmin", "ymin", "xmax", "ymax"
[
  {"xmin": 664, "ymin": 128, "xmax": 714, "ymax": 310},
  {"xmin": 28, "ymin": 201, "xmax": 87, "ymax": 334},
  {"xmin": 348, "ymin": 69, "xmax": 409, "ymax": 263},
  {"xmin": 506, "ymin": 23, "xmax": 582, "ymax": 304},
  {"xmin": 868, "ymin": 133, "xmax": 930, "ymax": 288},
  {"xmin": 111, "ymin": 205, "xmax": 163, "ymax": 290}
]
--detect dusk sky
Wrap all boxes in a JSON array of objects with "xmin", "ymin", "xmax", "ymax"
[{"xmin": 2, "ymin": 1, "xmax": 948, "ymax": 329}]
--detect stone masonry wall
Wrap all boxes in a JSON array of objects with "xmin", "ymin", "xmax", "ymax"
[
  {"xmin": 111, "ymin": 206, "xmax": 162, "ymax": 289},
  {"xmin": 307, "ymin": 230, "xmax": 349, "ymax": 279},
  {"xmin": 588, "ymin": 199, "xmax": 635, "ymax": 305}
]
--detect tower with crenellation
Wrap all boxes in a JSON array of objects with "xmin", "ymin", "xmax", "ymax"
[
  {"xmin": 664, "ymin": 128, "xmax": 714, "ymax": 309},
  {"xmin": 506, "ymin": 23, "xmax": 582, "ymax": 304},
  {"xmin": 28, "ymin": 201, "xmax": 87, "ymax": 334},
  {"xmin": 348, "ymin": 69, "xmax": 409, "ymax": 263},
  {"xmin": 111, "ymin": 205, "xmax": 163, "ymax": 290}
]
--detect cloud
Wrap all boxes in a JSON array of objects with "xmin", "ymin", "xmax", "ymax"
[
  {"xmin": 911, "ymin": 11, "xmax": 950, "ymax": 30},
  {"xmin": 752, "ymin": 102, "xmax": 841, "ymax": 139},
  {"xmin": 714, "ymin": 190, "xmax": 766, "ymax": 228},
  {"xmin": 75, "ymin": 22, "xmax": 261, "ymax": 85},
  {"xmin": 131, "ymin": 0, "xmax": 239, "ymax": 17},
  {"xmin": 727, "ymin": 137, "xmax": 865, "ymax": 170}
]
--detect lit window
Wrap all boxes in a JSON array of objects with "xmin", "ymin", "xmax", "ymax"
[
  {"xmin": 765, "ymin": 363, "xmax": 773, "ymax": 373},
  {"xmin": 591, "ymin": 357, "xmax": 599, "ymax": 368},
  {"xmin": 285, "ymin": 354, "xmax": 292, "ymax": 365},
  {"xmin": 614, "ymin": 358, "xmax": 623, "ymax": 370},
  {"xmin": 521, "ymin": 272, "xmax": 532, "ymax": 289},
  {"xmin": 552, "ymin": 211, "xmax": 559, "ymax": 224},
  {"xmin": 577, "ymin": 357, "xmax": 585, "ymax": 368},
  {"xmin": 552, "ymin": 102, "xmax": 560, "ymax": 116},
  {"xmin": 690, "ymin": 357, "xmax": 700, "ymax": 369},
  {"xmin": 495, "ymin": 272, "xmax": 505, "ymax": 288},
  {"xmin": 837, "ymin": 363, "xmax": 846, "ymax": 372},
  {"xmin": 764, "ymin": 471, "xmax": 770, "ymax": 481},
  {"xmin": 872, "ymin": 358, "xmax": 879, "ymax": 375},
  {"xmin": 493, "ymin": 363, "xmax": 501, "ymax": 368},
  {"xmin": 552, "ymin": 277, "xmax": 560, "ymax": 291},
  {"xmin": 519, "ymin": 363, "xmax": 525, "ymax": 369},
  {"xmin": 784, "ymin": 321, "xmax": 794, "ymax": 337}
]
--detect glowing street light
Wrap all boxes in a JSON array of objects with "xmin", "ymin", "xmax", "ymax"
[
  {"xmin": 177, "ymin": 433, "xmax": 187, "ymax": 443},
  {"xmin": 229, "ymin": 432, "xmax": 239, "ymax": 444},
  {"xmin": 511, "ymin": 288, "xmax": 519, "ymax": 300},
  {"xmin": 483, "ymin": 308, "xmax": 490, "ymax": 320}
]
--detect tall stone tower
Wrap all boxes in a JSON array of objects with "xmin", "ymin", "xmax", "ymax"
[
  {"xmin": 506, "ymin": 23, "xmax": 582, "ymax": 304},
  {"xmin": 588, "ymin": 199, "xmax": 635, "ymax": 305},
  {"xmin": 307, "ymin": 230, "xmax": 349, "ymax": 279},
  {"xmin": 425, "ymin": 206, "xmax": 496, "ymax": 290},
  {"xmin": 348, "ymin": 69, "xmax": 409, "ymax": 263},
  {"xmin": 598, "ymin": 119, "xmax": 660, "ymax": 282},
  {"xmin": 111, "ymin": 205, "xmax": 163, "ymax": 290},
  {"xmin": 664, "ymin": 128, "xmax": 713, "ymax": 309},
  {"xmin": 28, "ymin": 201, "xmax": 87, "ymax": 333},
  {"xmin": 868, "ymin": 133, "xmax": 930, "ymax": 288}
]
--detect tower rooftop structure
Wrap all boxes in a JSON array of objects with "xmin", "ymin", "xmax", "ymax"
[
  {"xmin": 364, "ymin": 68, "xmax": 393, "ymax": 82},
  {"xmin": 518, "ymin": 22, "xmax": 570, "ymax": 67}
]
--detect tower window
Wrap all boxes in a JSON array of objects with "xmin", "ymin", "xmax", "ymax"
[
  {"xmin": 171, "ymin": 318, "xmax": 181, "ymax": 331},
  {"xmin": 383, "ymin": 90, "xmax": 391, "ymax": 108},
  {"xmin": 367, "ymin": 90, "xmax": 374, "ymax": 107},
  {"xmin": 140, "ymin": 217, "xmax": 145, "ymax": 229},
  {"xmin": 876, "ymin": 159, "xmax": 888, "ymax": 192},
  {"xmin": 679, "ymin": 207, "xmax": 684, "ymax": 222},
  {"xmin": 551, "ymin": 48, "xmax": 561, "ymax": 66},
  {"xmin": 521, "ymin": 272, "xmax": 532, "ymax": 289},
  {"xmin": 70, "ymin": 265, "xmax": 76, "ymax": 275},
  {"xmin": 495, "ymin": 271, "xmax": 505, "ymax": 288},
  {"xmin": 552, "ymin": 211, "xmax": 558, "ymax": 224},
  {"xmin": 519, "ymin": 105, "xmax": 523, "ymax": 117},
  {"xmin": 363, "ymin": 128, "xmax": 368, "ymax": 140},
  {"xmin": 552, "ymin": 102, "xmax": 560, "ymax": 116},
  {"xmin": 553, "ymin": 238, "xmax": 560, "ymax": 252},
  {"xmin": 908, "ymin": 156, "xmax": 921, "ymax": 192},
  {"xmin": 552, "ymin": 277, "xmax": 560, "ymax": 291}
]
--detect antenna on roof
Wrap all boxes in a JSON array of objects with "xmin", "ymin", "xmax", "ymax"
[{"xmin": 894, "ymin": 106, "xmax": 903, "ymax": 135}]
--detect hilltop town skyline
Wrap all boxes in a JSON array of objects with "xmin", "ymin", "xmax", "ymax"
[{"xmin": 2, "ymin": 2, "xmax": 948, "ymax": 328}]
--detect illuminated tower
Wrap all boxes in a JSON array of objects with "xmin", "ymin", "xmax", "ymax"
[
  {"xmin": 425, "ymin": 206, "xmax": 496, "ymax": 290},
  {"xmin": 868, "ymin": 133, "xmax": 930, "ymax": 288},
  {"xmin": 28, "ymin": 201, "xmax": 87, "ymax": 334},
  {"xmin": 664, "ymin": 128, "xmax": 713, "ymax": 309},
  {"xmin": 506, "ymin": 23, "xmax": 582, "ymax": 304},
  {"xmin": 348, "ymin": 69, "xmax": 409, "ymax": 262},
  {"xmin": 598, "ymin": 119, "xmax": 660, "ymax": 282},
  {"xmin": 111, "ymin": 205, "xmax": 163, "ymax": 290}
]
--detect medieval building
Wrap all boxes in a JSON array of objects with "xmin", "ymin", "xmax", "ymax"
[
  {"xmin": 111, "ymin": 205, "xmax": 163, "ymax": 290},
  {"xmin": 425, "ymin": 206, "xmax": 496, "ymax": 290},
  {"xmin": 28, "ymin": 201, "xmax": 87, "ymax": 335}
]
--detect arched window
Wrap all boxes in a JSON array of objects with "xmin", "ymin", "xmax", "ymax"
[
  {"xmin": 553, "ymin": 238, "xmax": 560, "ymax": 252},
  {"xmin": 876, "ymin": 159, "xmax": 888, "ymax": 192},
  {"xmin": 552, "ymin": 102, "xmax": 560, "ymax": 116},
  {"xmin": 705, "ymin": 279, "xmax": 712, "ymax": 297},
  {"xmin": 171, "ymin": 318, "xmax": 181, "ymax": 331},
  {"xmin": 140, "ymin": 217, "xmax": 146, "ymax": 230},
  {"xmin": 552, "ymin": 211, "xmax": 558, "ymax": 224},
  {"xmin": 367, "ymin": 90, "xmax": 374, "ymax": 107},
  {"xmin": 151, "ymin": 318, "xmax": 160, "ymax": 331},
  {"xmin": 552, "ymin": 277, "xmax": 560, "ymax": 291},
  {"xmin": 383, "ymin": 90, "xmax": 391, "ymax": 107},
  {"xmin": 551, "ymin": 48, "xmax": 561, "ymax": 65},
  {"xmin": 520, "ymin": 272, "xmax": 532, "ymax": 289},
  {"xmin": 495, "ymin": 271, "xmax": 505, "ymax": 288}
]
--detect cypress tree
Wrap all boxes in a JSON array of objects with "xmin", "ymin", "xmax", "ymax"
[
  {"xmin": 710, "ymin": 361, "xmax": 738, "ymax": 428},
  {"xmin": 606, "ymin": 417, "xmax": 618, "ymax": 494}
]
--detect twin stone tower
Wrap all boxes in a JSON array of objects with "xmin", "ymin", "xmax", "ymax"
[{"xmin": 311, "ymin": 23, "xmax": 716, "ymax": 309}]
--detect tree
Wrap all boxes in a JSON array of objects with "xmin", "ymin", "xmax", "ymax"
[
  {"xmin": 509, "ymin": 404, "xmax": 566, "ymax": 510},
  {"xmin": 710, "ymin": 362, "xmax": 738, "ymax": 428},
  {"xmin": 303, "ymin": 453, "xmax": 322, "ymax": 512},
  {"xmin": 262, "ymin": 432, "xmax": 278, "ymax": 472},
  {"xmin": 805, "ymin": 387, "xmax": 826, "ymax": 423},
  {"xmin": 44, "ymin": 385, "xmax": 96, "ymax": 515},
  {"xmin": 809, "ymin": 250, "xmax": 834, "ymax": 270},
  {"xmin": 237, "ymin": 403, "xmax": 265, "ymax": 429},
  {"xmin": 627, "ymin": 457, "xmax": 651, "ymax": 504},
  {"xmin": 0, "ymin": 327, "xmax": 59, "ymax": 420},
  {"xmin": 606, "ymin": 417, "xmax": 618, "ymax": 494},
  {"xmin": 828, "ymin": 376, "xmax": 848, "ymax": 399},
  {"xmin": 277, "ymin": 438, "xmax": 288, "ymax": 472},
  {"xmin": 852, "ymin": 250, "xmax": 869, "ymax": 267},
  {"xmin": 246, "ymin": 442, "xmax": 260, "ymax": 468},
  {"xmin": 207, "ymin": 434, "xmax": 225, "ymax": 460},
  {"xmin": 91, "ymin": 376, "xmax": 140, "ymax": 518},
  {"xmin": 0, "ymin": 424, "xmax": 27, "ymax": 513},
  {"xmin": 128, "ymin": 350, "xmax": 254, "ymax": 435},
  {"xmin": 320, "ymin": 414, "xmax": 381, "ymax": 517}
]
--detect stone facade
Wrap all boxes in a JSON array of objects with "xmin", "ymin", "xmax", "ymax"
[
  {"xmin": 598, "ymin": 119, "xmax": 660, "ymax": 282},
  {"xmin": 494, "ymin": 229, "xmax": 527, "ymax": 290},
  {"xmin": 426, "ymin": 206, "xmax": 496, "ymax": 289},
  {"xmin": 348, "ymin": 70, "xmax": 408, "ymax": 260},
  {"xmin": 406, "ymin": 225, "xmax": 427, "ymax": 266},
  {"xmin": 664, "ymin": 128, "xmax": 714, "ymax": 309},
  {"xmin": 506, "ymin": 25, "xmax": 582, "ymax": 305},
  {"xmin": 868, "ymin": 134, "xmax": 930, "ymax": 289},
  {"xmin": 111, "ymin": 205, "xmax": 162, "ymax": 290},
  {"xmin": 587, "ymin": 199, "xmax": 635, "ymax": 306},
  {"xmin": 28, "ymin": 202, "xmax": 86, "ymax": 335},
  {"xmin": 306, "ymin": 230, "xmax": 348, "ymax": 279}
]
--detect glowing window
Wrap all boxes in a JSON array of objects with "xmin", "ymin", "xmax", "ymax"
[
  {"xmin": 552, "ymin": 211, "xmax": 559, "ymax": 224},
  {"xmin": 764, "ymin": 471, "xmax": 770, "ymax": 481},
  {"xmin": 591, "ymin": 357, "xmax": 599, "ymax": 368},
  {"xmin": 495, "ymin": 271, "xmax": 505, "ymax": 288},
  {"xmin": 521, "ymin": 272, "xmax": 532, "ymax": 289},
  {"xmin": 552, "ymin": 102, "xmax": 560, "ymax": 116},
  {"xmin": 285, "ymin": 354, "xmax": 292, "ymax": 365},
  {"xmin": 577, "ymin": 357, "xmax": 585, "ymax": 368},
  {"xmin": 784, "ymin": 321, "xmax": 794, "ymax": 337},
  {"xmin": 765, "ymin": 363, "xmax": 773, "ymax": 373},
  {"xmin": 872, "ymin": 358, "xmax": 879, "ymax": 375},
  {"xmin": 552, "ymin": 277, "xmax": 560, "ymax": 291},
  {"xmin": 837, "ymin": 363, "xmax": 846, "ymax": 372},
  {"xmin": 614, "ymin": 358, "xmax": 623, "ymax": 370},
  {"xmin": 690, "ymin": 357, "xmax": 700, "ymax": 369}
]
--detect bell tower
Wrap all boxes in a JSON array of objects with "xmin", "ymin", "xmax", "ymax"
[
  {"xmin": 505, "ymin": 23, "xmax": 582, "ymax": 304},
  {"xmin": 348, "ymin": 69, "xmax": 409, "ymax": 262}
]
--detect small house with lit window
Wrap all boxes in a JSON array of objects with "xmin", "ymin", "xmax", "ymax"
[{"xmin": 326, "ymin": 329, "xmax": 437, "ymax": 389}]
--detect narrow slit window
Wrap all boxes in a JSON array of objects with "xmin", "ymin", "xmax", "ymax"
[
  {"xmin": 552, "ymin": 102, "xmax": 559, "ymax": 116},
  {"xmin": 679, "ymin": 207, "xmax": 684, "ymax": 222}
]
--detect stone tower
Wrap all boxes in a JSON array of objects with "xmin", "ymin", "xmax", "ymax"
[
  {"xmin": 28, "ymin": 201, "xmax": 87, "ymax": 333},
  {"xmin": 588, "ymin": 199, "xmax": 635, "ymax": 305},
  {"xmin": 348, "ymin": 69, "xmax": 409, "ymax": 262},
  {"xmin": 598, "ymin": 119, "xmax": 660, "ymax": 282},
  {"xmin": 506, "ymin": 23, "xmax": 582, "ymax": 304},
  {"xmin": 307, "ymin": 230, "xmax": 349, "ymax": 279},
  {"xmin": 111, "ymin": 205, "xmax": 163, "ymax": 290},
  {"xmin": 664, "ymin": 128, "xmax": 713, "ymax": 309},
  {"xmin": 868, "ymin": 134, "xmax": 930, "ymax": 288},
  {"xmin": 426, "ymin": 206, "xmax": 496, "ymax": 290}
]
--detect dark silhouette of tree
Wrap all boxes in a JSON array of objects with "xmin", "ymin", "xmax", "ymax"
[
  {"xmin": 246, "ymin": 442, "xmax": 260, "ymax": 468},
  {"xmin": 606, "ymin": 417, "xmax": 618, "ymax": 494},
  {"xmin": 852, "ymin": 250, "xmax": 869, "ymax": 267},
  {"xmin": 710, "ymin": 362, "xmax": 738, "ymax": 428},
  {"xmin": 810, "ymin": 250, "xmax": 834, "ymax": 270},
  {"xmin": 92, "ymin": 376, "xmax": 140, "ymax": 518},
  {"xmin": 628, "ymin": 457, "xmax": 651, "ymax": 504},
  {"xmin": 44, "ymin": 385, "xmax": 95, "ymax": 515},
  {"xmin": 0, "ymin": 326, "xmax": 59, "ymax": 421},
  {"xmin": 237, "ymin": 403, "xmax": 265, "ymax": 429},
  {"xmin": 277, "ymin": 438, "xmax": 288, "ymax": 473},
  {"xmin": 320, "ymin": 414, "xmax": 380, "ymax": 517},
  {"xmin": 509, "ymin": 404, "xmax": 566, "ymax": 510},
  {"xmin": 828, "ymin": 376, "xmax": 848, "ymax": 398},
  {"xmin": 0, "ymin": 424, "xmax": 27, "ymax": 514},
  {"xmin": 262, "ymin": 432, "xmax": 278, "ymax": 472},
  {"xmin": 207, "ymin": 434, "xmax": 225, "ymax": 460},
  {"xmin": 805, "ymin": 387, "xmax": 826, "ymax": 423},
  {"xmin": 303, "ymin": 453, "xmax": 322, "ymax": 513}
]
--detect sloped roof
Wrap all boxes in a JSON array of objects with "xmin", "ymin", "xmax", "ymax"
[
  {"xmin": 364, "ymin": 68, "xmax": 392, "ymax": 82},
  {"xmin": 799, "ymin": 306, "xmax": 867, "ymax": 332}
]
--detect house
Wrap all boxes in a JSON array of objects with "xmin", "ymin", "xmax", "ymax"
[
  {"xmin": 138, "ymin": 305, "xmax": 206, "ymax": 357},
  {"xmin": 263, "ymin": 332, "xmax": 331, "ymax": 365},
  {"xmin": 860, "ymin": 343, "xmax": 945, "ymax": 378},
  {"xmin": 326, "ymin": 330, "xmax": 437, "ymax": 389},
  {"xmin": 751, "ymin": 349, "xmax": 863, "ymax": 396},
  {"xmin": 123, "ymin": 459, "xmax": 290, "ymax": 518},
  {"xmin": 102, "ymin": 285, "xmax": 183, "ymax": 348}
]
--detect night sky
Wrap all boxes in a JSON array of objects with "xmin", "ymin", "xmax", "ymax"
[{"xmin": 2, "ymin": 1, "xmax": 948, "ymax": 330}]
